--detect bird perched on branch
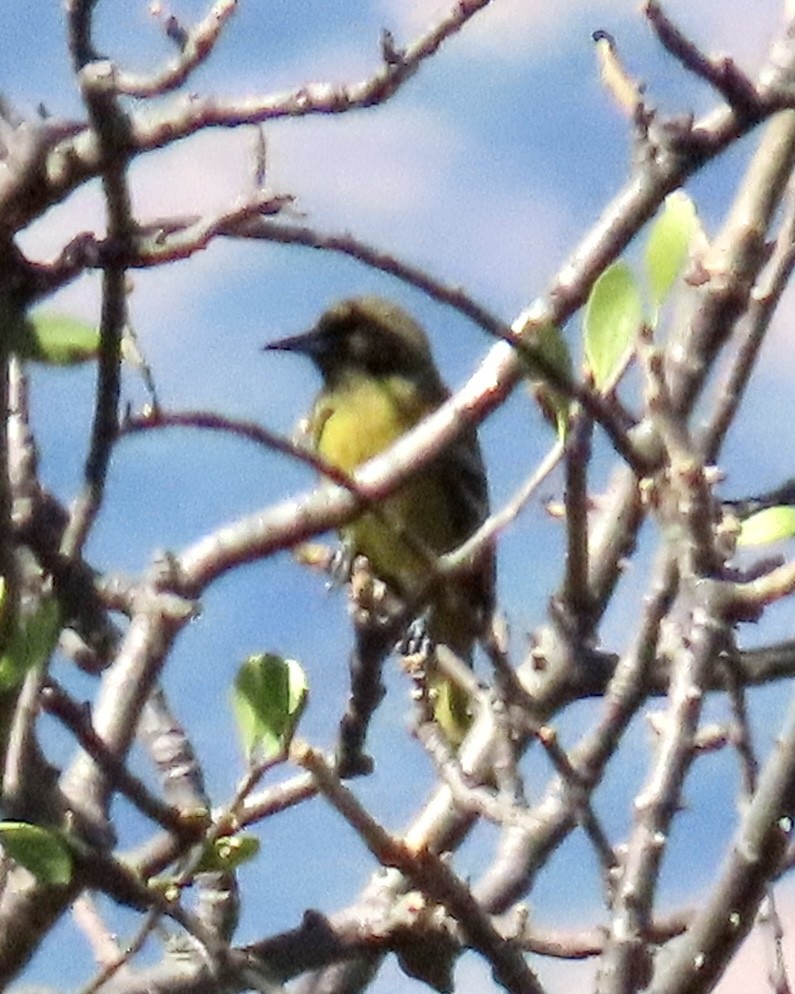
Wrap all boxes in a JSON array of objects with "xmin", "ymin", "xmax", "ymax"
[{"xmin": 265, "ymin": 296, "xmax": 494, "ymax": 745}]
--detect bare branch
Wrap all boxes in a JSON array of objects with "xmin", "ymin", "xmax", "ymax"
[
  {"xmin": 60, "ymin": 61, "xmax": 133, "ymax": 559},
  {"xmin": 643, "ymin": 1, "xmax": 761, "ymax": 116},
  {"xmin": 115, "ymin": 0, "xmax": 239, "ymax": 98}
]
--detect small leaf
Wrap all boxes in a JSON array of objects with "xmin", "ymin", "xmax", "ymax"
[
  {"xmin": 232, "ymin": 653, "xmax": 308, "ymax": 759},
  {"xmin": 645, "ymin": 191, "xmax": 700, "ymax": 321},
  {"xmin": 737, "ymin": 506, "xmax": 795, "ymax": 547},
  {"xmin": 584, "ymin": 261, "xmax": 643, "ymax": 390},
  {"xmin": 524, "ymin": 322, "xmax": 573, "ymax": 440},
  {"xmin": 0, "ymin": 597, "xmax": 62, "ymax": 692},
  {"xmin": 0, "ymin": 822, "xmax": 73, "ymax": 885},
  {"xmin": 196, "ymin": 833, "xmax": 261, "ymax": 873},
  {"xmin": 14, "ymin": 313, "xmax": 100, "ymax": 365}
]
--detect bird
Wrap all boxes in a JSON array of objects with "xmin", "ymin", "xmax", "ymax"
[{"xmin": 265, "ymin": 296, "xmax": 495, "ymax": 745}]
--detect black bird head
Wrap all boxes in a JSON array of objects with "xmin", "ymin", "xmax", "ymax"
[{"xmin": 264, "ymin": 296, "xmax": 438, "ymax": 386}]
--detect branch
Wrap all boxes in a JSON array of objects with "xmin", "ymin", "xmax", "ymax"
[
  {"xmin": 643, "ymin": 0, "xmax": 761, "ymax": 116},
  {"xmin": 114, "ymin": 0, "xmax": 238, "ymax": 98},
  {"xmin": 35, "ymin": 213, "xmax": 645, "ymax": 470},
  {"xmin": 0, "ymin": 0, "xmax": 497, "ymax": 234},
  {"xmin": 647, "ymin": 685, "xmax": 795, "ymax": 993},
  {"xmin": 60, "ymin": 61, "xmax": 133, "ymax": 559},
  {"xmin": 41, "ymin": 680, "xmax": 202, "ymax": 839},
  {"xmin": 294, "ymin": 742, "xmax": 547, "ymax": 994},
  {"xmin": 120, "ymin": 406, "xmax": 368, "ymax": 494}
]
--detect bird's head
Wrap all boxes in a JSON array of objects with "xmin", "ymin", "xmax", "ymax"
[{"xmin": 264, "ymin": 296, "xmax": 437, "ymax": 386}]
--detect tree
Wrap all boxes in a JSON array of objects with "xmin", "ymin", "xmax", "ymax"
[{"xmin": 1, "ymin": 1, "xmax": 795, "ymax": 992}]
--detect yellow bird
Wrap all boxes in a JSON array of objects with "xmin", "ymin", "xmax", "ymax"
[{"xmin": 266, "ymin": 296, "xmax": 494, "ymax": 743}]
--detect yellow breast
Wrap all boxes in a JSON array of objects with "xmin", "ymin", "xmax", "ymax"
[
  {"xmin": 311, "ymin": 374, "xmax": 449, "ymax": 595},
  {"xmin": 313, "ymin": 375, "xmax": 430, "ymax": 472}
]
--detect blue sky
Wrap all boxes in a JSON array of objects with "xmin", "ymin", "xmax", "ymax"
[{"xmin": 3, "ymin": 0, "xmax": 795, "ymax": 990}]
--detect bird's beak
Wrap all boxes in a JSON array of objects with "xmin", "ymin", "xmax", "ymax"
[{"xmin": 262, "ymin": 327, "xmax": 326, "ymax": 357}]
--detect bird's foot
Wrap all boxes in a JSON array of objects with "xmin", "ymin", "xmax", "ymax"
[
  {"xmin": 398, "ymin": 615, "xmax": 434, "ymax": 658},
  {"xmin": 327, "ymin": 541, "xmax": 354, "ymax": 589}
]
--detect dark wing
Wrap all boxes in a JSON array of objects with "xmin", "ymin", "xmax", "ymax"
[{"xmin": 435, "ymin": 423, "xmax": 495, "ymax": 621}]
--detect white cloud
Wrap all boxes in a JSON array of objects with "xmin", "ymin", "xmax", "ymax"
[
  {"xmin": 267, "ymin": 105, "xmax": 462, "ymax": 222},
  {"xmin": 262, "ymin": 104, "xmax": 574, "ymax": 303},
  {"xmin": 378, "ymin": 0, "xmax": 779, "ymax": 67},
  {"xmin": 660, "ymin": 0, "xmax": 781, "ymax": 69},
  {"xmin": 377, "ymin": 0, "xmax": 629, "ymax": 60},
  {"xmin": 17, "ymin": 129, "xmax": 257, "ymax": 327},
  {"xmin": 457, "ymin": 878, "xmax": 795, "ymax": 992},
  {"xmin": 18, "ymin": 93, "xmax": 572, "ymax": 329}
]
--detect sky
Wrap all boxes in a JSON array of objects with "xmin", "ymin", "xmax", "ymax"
[{"xmin": 3, "ymin": 0, "xmax": 795, "ymax": 991}]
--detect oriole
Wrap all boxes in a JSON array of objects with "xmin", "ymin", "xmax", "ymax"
[{"xmin": 266, "ymin": 296, "xmax": 494, "ymax": 743}]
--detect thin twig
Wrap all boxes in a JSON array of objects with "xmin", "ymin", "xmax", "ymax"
[{"xmin": 115, "ymin": 0, "xmax": 239, "ymax": 98}]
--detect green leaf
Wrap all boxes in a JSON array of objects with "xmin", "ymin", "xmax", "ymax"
[
  {"xmin": 232, "ymin": 653, "xmax": 308, "ymax": 759},
  {"xmin": 0, "ymin": 597, "xmax": 62, "ymax": 691},
  {"xmin": 195, "ymin": 833, "xmax": 261, "ymax": 873},
  {"xmin": 0, "ymin": 822, "xmax": 73, "ymax": 885},
  {"xmin": 584, "ymin": 261, "xmax": 644, "ymax": 390},
  {"xmin": 737, "ymin": 506, "xmax": 795, "ymax": 547},
  {"xmin": 13, "ymin": 313, "xmax": 100, "ymax": 365},
  {"xmin": 645, "ymin": 191, "xmax": 700, "ymax": 322},
  {"xmin": 524, "ymin": 322, "xmax": 573, "ymax": 440}
]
